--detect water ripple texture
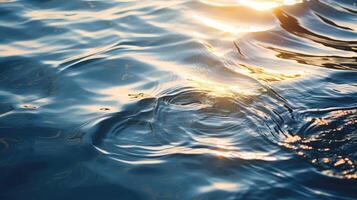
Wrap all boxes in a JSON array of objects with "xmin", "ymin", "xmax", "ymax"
[{"xmin": 0, "ymin": 0, "xmax": 356, "ymax": 199}]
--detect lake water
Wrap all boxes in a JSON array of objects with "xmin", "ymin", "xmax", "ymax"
[{"xmin": 0, "ymin": 0, "xmax": 356, "ymax": 199}]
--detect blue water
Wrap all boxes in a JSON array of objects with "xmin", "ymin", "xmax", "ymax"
[{"xmin": 0, "ymin": 0, "xmax": 356, "ymax": 199}]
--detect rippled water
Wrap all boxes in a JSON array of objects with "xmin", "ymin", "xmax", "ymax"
[{"xmin": 0, "ymin": 0, "xmax": 356, "ymax": 199}]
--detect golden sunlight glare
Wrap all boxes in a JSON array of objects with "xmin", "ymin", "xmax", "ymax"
[{"xmin": 236, "ymin": 0, "xmax": 302, "ymax": 10}]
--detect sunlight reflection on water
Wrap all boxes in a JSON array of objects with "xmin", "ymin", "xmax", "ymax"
[{"xmin": 237, "ymin": 0, "xmax": 303, "ymax": 10}]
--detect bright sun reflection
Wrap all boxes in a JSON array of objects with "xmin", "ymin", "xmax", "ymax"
[
  {"xmin": 199, "ymin": 181, "xmax": 240, "ymax": 193},
  {"xmin": 188, "ymin": 76, "xmax": 259, "ymax": 97},
  {"xmin": 118, "ymin": 136, "xmax": 282, "ymax": 162},
  {"xmin": 194, "ymin": 14, "xmax": 268, "ymax": 35},
  {"xmin": 236, "ymin": 0, "xmax": 302, "ymax": 10}
]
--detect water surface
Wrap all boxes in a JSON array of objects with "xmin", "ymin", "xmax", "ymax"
[{"xmin": 0, "ymin": 0, "xmax": 356, "ymax": 199}]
